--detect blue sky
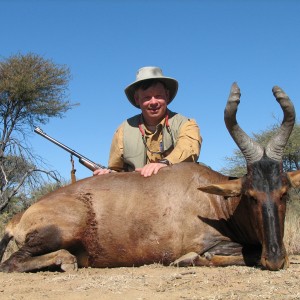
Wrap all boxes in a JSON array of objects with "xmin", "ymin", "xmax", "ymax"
[{"xmin": 1, "ymin": 0, "xmax": 300, "ymax": 180}]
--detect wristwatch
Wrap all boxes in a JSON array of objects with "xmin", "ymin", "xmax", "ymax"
[{"xmin": 158, "ymin": 159, "xmax": 170, "ymax": 165}]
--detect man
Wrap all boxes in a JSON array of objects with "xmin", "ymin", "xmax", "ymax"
[{"xmin": 94, "ymin": 66, "xmax": 202, "ymax": 177}]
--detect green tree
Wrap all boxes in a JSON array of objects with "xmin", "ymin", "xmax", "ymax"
[
  {"xmin": 0, "ymin": 53, "xmax": 76, "ymax": 212},
  {"xmin": 221, "ymin": 123, "xmax": 300, "ymax": 177}
]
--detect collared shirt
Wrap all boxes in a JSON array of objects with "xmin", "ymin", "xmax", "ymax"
[{"xmin": 108, "ymin": 117, "xmax": 202, "ymax": 172}]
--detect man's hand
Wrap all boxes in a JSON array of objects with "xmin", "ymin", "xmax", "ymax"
[
  {"xmin": 135, "ymin": 163, "xmax": 168, "ymax": 177},
  {"xmin": 93, "ymin": 168, "xmax": 112, "ymax": 175}
]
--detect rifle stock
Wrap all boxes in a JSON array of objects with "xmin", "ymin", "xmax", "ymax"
[{"xmin": 34, "ymin": 127, "xmax": 105, "ymax": 172}]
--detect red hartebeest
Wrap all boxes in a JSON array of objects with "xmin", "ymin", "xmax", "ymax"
[{"xmin": 0, "ymin": 83, "xmax": 299, "ymax": 272}]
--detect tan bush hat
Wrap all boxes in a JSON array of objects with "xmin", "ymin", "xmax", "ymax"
[{"xmin": 125, "ymin": 66, "xmax": 178, "ymax": 108}]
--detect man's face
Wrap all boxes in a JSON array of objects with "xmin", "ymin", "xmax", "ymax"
[{"xmin": 134, "ymin": 82, "xmax": 169, "ymax": 125}]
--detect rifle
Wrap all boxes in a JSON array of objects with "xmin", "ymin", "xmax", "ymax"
[{"xmin": 34, "ymin": 127, "xmax": 105, "ymax": 172}]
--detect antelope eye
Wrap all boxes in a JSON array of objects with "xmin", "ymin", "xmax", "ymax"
[
  {"xmin": 279, "ymin": 187, "xmax": 289, "ymax": 201},
  {"xmin": 281, "ymin": 192, "xmax": 288, "ymax": 202},
  {"xmin": 247, "ymin": 189, "xmax": 255, "ymax": 198},
  {"xmin": 246, "ymin": 190, "xmax": 258, "ymax": 204}
]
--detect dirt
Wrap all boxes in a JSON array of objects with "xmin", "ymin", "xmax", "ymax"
[{"xmin": 1, "ymin": 257, "xmax": 300, "ymax": 300}]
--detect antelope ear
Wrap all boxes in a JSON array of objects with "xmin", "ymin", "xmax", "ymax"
[
  {"xmin": 198, "ymin": 178, "xmax": 242, "ymax": 196},
  {"xmin": 287, "ymin": 170, "xmax": 300, "ymax": 188}
]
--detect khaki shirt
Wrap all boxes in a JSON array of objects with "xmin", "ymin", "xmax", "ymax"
[{"xmin": 108, "ymin": 118, "xmax": 202, "ymax": 171}]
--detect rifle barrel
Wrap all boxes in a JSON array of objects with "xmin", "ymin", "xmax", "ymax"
[{"xmin": 34, "ymin": 127, "xmax": 105, "ymax": 170}]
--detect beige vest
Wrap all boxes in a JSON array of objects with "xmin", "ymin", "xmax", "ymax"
[{"xmin": 122, "ymin": 110, "xmax": 188, "ymax": 170}]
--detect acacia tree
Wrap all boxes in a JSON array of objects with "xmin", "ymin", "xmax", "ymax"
[
  {"xmin": 221, "ymin": 123, "xmax": 300, "ymax": 177},
  {"xmin": 0, "ymin": 53, "xmax": 75, "ymax": 212}
]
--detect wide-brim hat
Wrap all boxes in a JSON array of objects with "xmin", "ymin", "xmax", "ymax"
[{"xmin": 125, "ymin": 66, "xmax": 178, "ymax": 108}]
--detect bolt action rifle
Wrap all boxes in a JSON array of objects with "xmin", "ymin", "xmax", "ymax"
[{"xmin": 34, "ymin": 127, "xmax": 105, "ymax": 177}]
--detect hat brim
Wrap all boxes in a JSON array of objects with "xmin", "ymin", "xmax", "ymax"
[{"xmin": 125, "ymin": 77, "xmax": 178, "ymax": 108}]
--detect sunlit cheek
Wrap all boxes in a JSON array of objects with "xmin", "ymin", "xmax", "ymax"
[
  {"xmin": 161, "ymin": 100, "xmax": 167, "ymax": 108},
  {"xmin": 138, "ymin": 99, "xmax": 151, "ymax": 109},
  {"xmin": 140, "ymin": 102, "xmax": 148, "ymax": 109}
]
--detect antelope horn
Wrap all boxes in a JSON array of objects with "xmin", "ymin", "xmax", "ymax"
[
  {"xmin": 265, "ymin": 86, "xmax": 295, "ymax": 162},
  {"xmin": 224, "ymin": 83, "xmax": 263, "ymax": 164}
]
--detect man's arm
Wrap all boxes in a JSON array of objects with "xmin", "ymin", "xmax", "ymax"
[
  {"xmin": 107, "ymin": 125, "xmax": 125, "ymax": 171},
  {"xmin": 165, "ymin": 119, "xmax": 202, "ymax": 164}
]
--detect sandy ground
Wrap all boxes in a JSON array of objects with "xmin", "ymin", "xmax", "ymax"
[{"xmin": 1, "ymin": 256, "xmax": 300, "ymax": 300}]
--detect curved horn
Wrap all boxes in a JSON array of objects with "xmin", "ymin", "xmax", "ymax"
[
  {"xmin": 265, "ymin": 86, "xmax": 295, "ymax": 162},
  {"xmin": 224, "ymin": 83, "xmax": 264, "ymax": 164}
]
